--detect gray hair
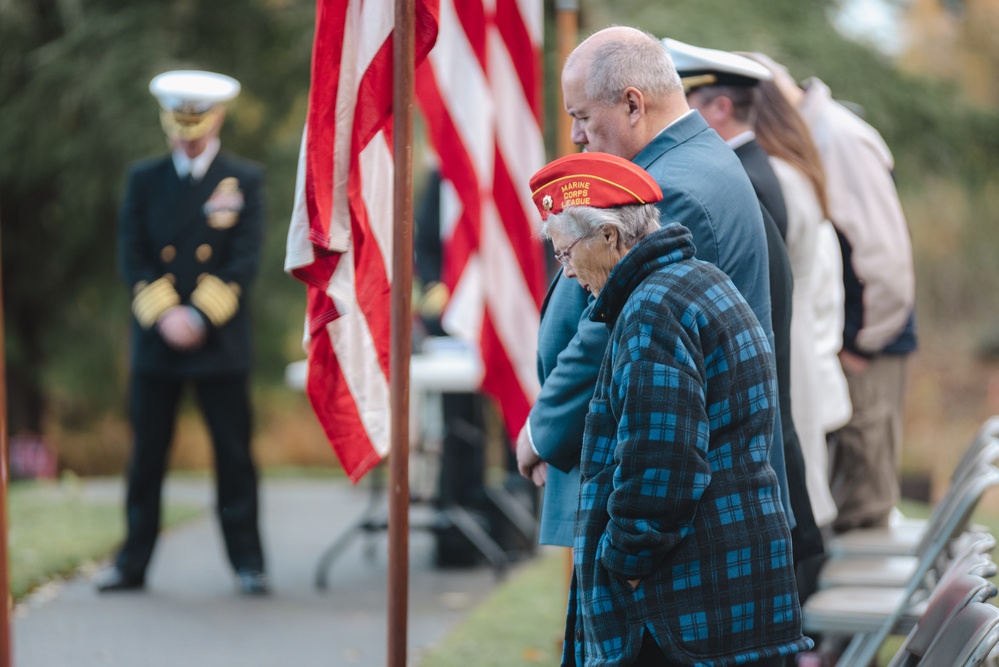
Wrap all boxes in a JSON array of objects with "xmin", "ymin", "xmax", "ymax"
[
  {"xmin": 541, "ymin": 203, "xmax": 661, "ymax": 249},
  {"xmin": 576, "ymin": 30, "xmax": 683, "ymax": 105}
]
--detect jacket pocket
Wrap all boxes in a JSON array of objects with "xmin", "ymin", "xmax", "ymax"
[{"xmin": 580, "ymin": 538, "xmax": 638, "ymax": 664}]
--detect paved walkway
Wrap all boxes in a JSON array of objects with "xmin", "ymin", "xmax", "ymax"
[{"xmin": 13, "ymin": 476, "xmax": 508, "ymax": 667}]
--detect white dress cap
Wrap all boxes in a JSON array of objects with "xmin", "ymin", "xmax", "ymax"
[
  {"xmin": 662, "ymin": 38, "xmax": 773, "ymax": 90},
  {"xmin": 149, "ymin": 70, "xmax": 241, "ymax": 113}
]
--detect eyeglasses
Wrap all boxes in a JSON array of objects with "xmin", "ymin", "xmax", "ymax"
[{"xmin": 554, "ymin": 234, "xmax": 586, "ymax": 268}]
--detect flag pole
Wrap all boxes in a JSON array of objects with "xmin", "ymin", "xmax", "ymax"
[
  {"xmin": 0, "ymin": 216, "xmax": 12, "ymax": 666},
  {"xmin": 388, "ymin": 0, "xmax": 415, "ymax": 665},
  {"xmin": 555, "ymin": 0, "xmax": 579, "ymax": 159},
  {"xmin": 554, "ymin": 0, "xmax": 579, "ymax": 597}
]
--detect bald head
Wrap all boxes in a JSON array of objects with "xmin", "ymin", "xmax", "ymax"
[
  {"xmin": 566, "ymin": 27, "xmax": 684, "ymax": 106},
  {"xmin": 561, "ymin": 27, "xmax": 688, "ymax": 159},
  {"xmin": 564, "ymin": 27, "xmax": 647, "ymax": 76}
]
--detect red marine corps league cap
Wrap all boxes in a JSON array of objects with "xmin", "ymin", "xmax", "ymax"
[{"xmin": 529, "ymin": 152, "xmax": 664, "ymax": 220}]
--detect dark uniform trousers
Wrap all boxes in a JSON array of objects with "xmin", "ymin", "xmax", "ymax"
[{"xmin": 118, "ymin": 372, "xmax": 263, "ymax": 576}]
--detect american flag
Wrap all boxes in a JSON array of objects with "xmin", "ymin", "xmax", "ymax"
[
  {"xmin": 285, "ymin": 0, "xmax": 438, "ymax": 482},
  {"xmin": 415, "ymin": 0, "xmax": 547, "ymax": 441}
]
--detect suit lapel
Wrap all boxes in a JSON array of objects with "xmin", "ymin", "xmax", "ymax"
[
  {"xmin": 199, "ymin": 151, "xmax": 227, "ymax": 188},
  {"xmin": 145, "ymin": 158, "xmax": 184, "ymax": 248},
  {"xmin": 539, "ymin": 271, "xmax": 562, "ymax": 320}
]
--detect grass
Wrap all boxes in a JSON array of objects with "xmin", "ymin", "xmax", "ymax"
[
  {"xmin": 416, "ymin": 547, "xmax": 570, "ymax": 667},
  {"xmin": 8, "ymin": 476, "xmax": 203, "ymax": 600}
]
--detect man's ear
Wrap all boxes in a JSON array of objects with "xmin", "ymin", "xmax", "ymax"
[
  {"xmin": 696, "ymin": 94, "xmax": 732, "ymax": 126},
  {"xmin": 624, "ymin": 87, "xmax": 645, "ymax": 126},
  {"xmin": 712, "ymin": 94, "xmax": 734, "ymax": 119}
]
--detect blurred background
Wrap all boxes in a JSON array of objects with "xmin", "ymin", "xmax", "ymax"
[{"xmin": 3, "ymin": 0, "xmax": 999, "ymax": 504}]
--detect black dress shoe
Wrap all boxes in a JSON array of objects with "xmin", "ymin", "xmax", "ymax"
[
  {"xmin": 235, "ymin": 569, "xmax": 270, "ymax": 596},
  {"xmin": 93, "ymin": 567, "xmax": 145, "ymax": 593}
]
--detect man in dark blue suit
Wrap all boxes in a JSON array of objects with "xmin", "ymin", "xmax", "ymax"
[
  {"xmin": 516, "ymin": 27, "xmax": 796, "ymax": 551},
  {"xmin": 666, "ymin": 39, "xmax": 827, "ymax": 577},
  {"xmin": 95, "ymin": 70, "xmax": 268, "ymax": 595}
]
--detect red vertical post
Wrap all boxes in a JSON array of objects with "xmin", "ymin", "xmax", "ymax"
[
  {"xmin": 388, "ymin": 0, "xmax": 415, "ymax": 665},
  {"xmin": 0, "ymin": 217, "xmax": 13, "ymax": 666},
  {"xmin": 555, "ymin": 0, "xmax": 580, "ymax": 159}
]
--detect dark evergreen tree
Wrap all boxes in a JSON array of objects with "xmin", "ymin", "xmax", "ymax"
[{"xmin": 0, "ymin": 0, "xmax": 313, "ymax": 436}]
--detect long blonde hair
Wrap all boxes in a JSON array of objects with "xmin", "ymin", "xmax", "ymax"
[{"xmin": 742, "ymin": 55, "xmax": 829, "ymax": 220}]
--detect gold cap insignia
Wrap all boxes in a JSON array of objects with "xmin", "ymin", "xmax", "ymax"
[
  {"xmin": 542, "ymin": 194, "xmax": 553, "ymax": 211},
  {"xmin": 680, "ymin": 74, "xmax": 719, "ymax": 93},
  {"xmin": 159, "ymin": 107, "xmax": 224, "ymax": 141}
]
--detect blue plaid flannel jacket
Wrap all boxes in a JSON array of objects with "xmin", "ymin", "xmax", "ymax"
[{"xmin": 565, "ymin": 223, "xmax": 811, "ymax": 666}]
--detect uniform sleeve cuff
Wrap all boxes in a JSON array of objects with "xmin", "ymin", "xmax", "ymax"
[
  {"xmin": 190, "ymin": 274, "xmax": 241, "ymax": 327},
  {"xmin": 132, "ymin": 276, "xmax": 181, "ymax": 329}
]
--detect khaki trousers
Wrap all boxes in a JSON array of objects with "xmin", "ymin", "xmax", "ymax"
[{"xmin": 829, "ymin": 354, "xmax": 911, "ymax": 533}]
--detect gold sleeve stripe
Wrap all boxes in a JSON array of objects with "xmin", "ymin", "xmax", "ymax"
[
  {"xmin": 191, "ymin": 274, "xmax": 240, "ymax": 327},
  {"xmin": 418, "ymin": 281, "xmax": 450, "ymax": 318},
  {"xmin": 132, "ymin": 277, "xmax": 181, "ymax": 328}
]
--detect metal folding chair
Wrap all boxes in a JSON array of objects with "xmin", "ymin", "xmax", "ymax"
[
  {"xmin": 918, "ymin": 602, "xmax": 999, "ymax": 667},
  {"xmin": 827, "ymin": 417, "xmax": 999, "ymax": 560},
  {"xmin": 803, "ymin": 531, "xmax": 995, "ymax": 641},
  {"xmin": 801, "ymin": 462, "xmax": 999, "ymax": 666},
  {"xmin": 885, "ymin": 573, "xmax": 997, "ymax": 667},
  {"xmin": 817, "ymin": 531, "xmax": 995, "ymax": 591}
]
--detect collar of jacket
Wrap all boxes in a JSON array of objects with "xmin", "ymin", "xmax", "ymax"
[
  {"xmin": 631, "ymin": 111, "xmax": 710, "ymax": 171},
  {"xmin": 590, "ymin": 221, "xmax": 696, "ymax": 325}
]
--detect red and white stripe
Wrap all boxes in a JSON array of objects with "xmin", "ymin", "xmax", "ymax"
[
  {"xmin": 415, "ymin": 0, "xmax": 546, "ymax": 440},
  {"xmin": 285, "ymin": 0, "xmax": 438, "ymax": 482}
]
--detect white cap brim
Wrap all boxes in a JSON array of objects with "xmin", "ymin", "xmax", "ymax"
[
  {"xmin": 149, "ymin": 70, "xmax": 241, "ymax": 112},
  {"xmin": 662, "ymin": 38, "xmax": 773, "ymax": 85}
]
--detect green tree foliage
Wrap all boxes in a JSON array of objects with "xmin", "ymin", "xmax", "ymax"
[
  {"xmin": 588, "ymin": 0, "xmax": 999, "ymax": 341},
  {"xmin": 5, "ymin": 0, "xmax": 999, "ymax": 454},
  {"xmin": 0, "ymin": 0, "xmax": 314, "ymax": 435}
]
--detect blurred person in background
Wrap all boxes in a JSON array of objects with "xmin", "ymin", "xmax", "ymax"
[
  {"xmin": 758, "ymin": 54, "xmax": 918, "ymax": 534},
  {"xmin": 745, "ymin": 55, "xmax": 849, "ymax": 537},
  {"xmin": 745, "ymin": 59, "xmax": 855, "ymax": 615},
  {"xmin": 94, "ymin": 70, "xmax": 268, "ymax": 596}
]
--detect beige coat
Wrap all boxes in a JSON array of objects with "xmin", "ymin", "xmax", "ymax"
[
  {"xmin": 798, "ymin": 78, "xmax": 916, "ymax": 353},
  {"xmin": 770, "ymin": 156, "xmax": 844, "ymax": 528}
]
